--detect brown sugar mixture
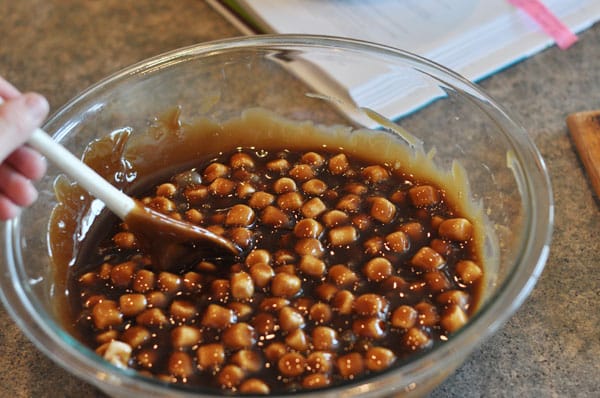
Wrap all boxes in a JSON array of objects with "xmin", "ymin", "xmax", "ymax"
[{"xmin": 67, "ymin": 148, "xmax": 483, "ymax": 393}]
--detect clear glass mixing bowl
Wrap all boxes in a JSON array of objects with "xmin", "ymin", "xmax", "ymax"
[{"xmin": 0, "ymin": 35, "xmax": 552, "ymax": 397}]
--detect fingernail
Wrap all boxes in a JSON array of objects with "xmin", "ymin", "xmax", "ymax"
[{"xmin": 24, "ymin": 93, "xmax": 49, "ymax": 121}]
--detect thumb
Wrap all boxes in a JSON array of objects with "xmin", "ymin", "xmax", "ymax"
[{"xmin": 0, "ymin": 93, "xmax": 49, "ymax": 161}]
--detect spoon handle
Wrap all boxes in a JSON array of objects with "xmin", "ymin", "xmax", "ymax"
[{"xmin": 28, "ymin": 128, "xmax": 135, "ymax": 220}]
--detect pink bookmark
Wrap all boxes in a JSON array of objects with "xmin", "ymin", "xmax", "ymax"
[{"xmin": 508, "ymin": 0, "xmax": 578, "ymax": 49}]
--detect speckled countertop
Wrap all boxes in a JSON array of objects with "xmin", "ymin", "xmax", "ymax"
[{"xmin": 0, "ymin": 1, "xmax": 599, "ymax": 397}]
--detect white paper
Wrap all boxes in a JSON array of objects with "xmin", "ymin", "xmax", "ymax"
[{"xmin": 219, "ymin": 0, "xmax": 600, "ymax": 121}]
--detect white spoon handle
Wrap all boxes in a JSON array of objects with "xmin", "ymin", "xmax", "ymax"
[{"xmin": 28, "ymin": 128, "xmax": 135, "ymax": 220}]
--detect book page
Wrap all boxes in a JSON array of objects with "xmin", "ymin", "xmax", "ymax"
[
  {"xmin": 247, "ymin": 0, "xmax": 503, "ymax": 60},
  {"xmin": 240, "ymin": 0, "xmax": 596, "ymax": 79},
  {"xmin": 229, "ymin": 0, "xmax": 600, "ymax": 121}
]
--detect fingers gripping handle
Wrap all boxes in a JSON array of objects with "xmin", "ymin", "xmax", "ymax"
[{"xmin": 0, "ymin": 96, "xmax": 134, "ymax": 220}]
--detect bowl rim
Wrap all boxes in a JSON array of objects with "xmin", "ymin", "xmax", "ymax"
[{"xmin": 1, "ymin": 33, "xmax": 553, "ymax": 396}]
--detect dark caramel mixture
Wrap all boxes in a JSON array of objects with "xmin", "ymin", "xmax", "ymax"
[{"xmin": 67, "ymin": 146, "xmax": 483, "ymax": 394}]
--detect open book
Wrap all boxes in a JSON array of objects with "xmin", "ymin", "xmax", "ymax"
[{"xmin": 208, "ymin": 0, "xmax": 600, "ymax": 123}]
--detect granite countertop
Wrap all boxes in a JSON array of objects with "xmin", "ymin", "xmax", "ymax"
[{"xmin": 0, "ymin": 1, "xmax": 598, "ymax": 397}]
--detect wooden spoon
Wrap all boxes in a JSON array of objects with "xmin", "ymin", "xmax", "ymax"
[{"xmin": 26, "ymin": 126, "xmax": 241, "ymax": 270}]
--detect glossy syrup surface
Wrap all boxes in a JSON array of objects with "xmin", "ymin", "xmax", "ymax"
[{"xmin": 50, "ymin": 109, "xmax": 485, "ymax": 394}]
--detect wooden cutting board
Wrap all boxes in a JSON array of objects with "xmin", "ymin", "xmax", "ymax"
[{"xmin": 566, "ymin": 110, "xmax": 600, "ymax": 198}]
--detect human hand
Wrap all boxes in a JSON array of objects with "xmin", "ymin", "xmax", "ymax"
[{"xmin": 0, "ymin": 76, "xmax": 49, "ymax": 220}]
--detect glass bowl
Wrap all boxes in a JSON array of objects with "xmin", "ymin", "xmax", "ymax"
[{"xmin": 0, "ymin": 35, "xmax": 552, "ymax": 397}]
